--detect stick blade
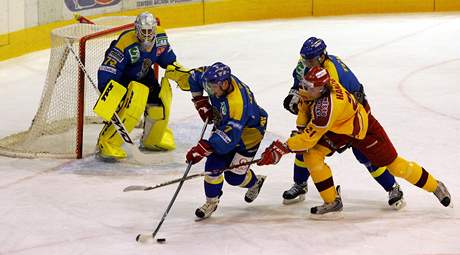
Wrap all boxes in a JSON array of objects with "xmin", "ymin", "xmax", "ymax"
[
  {"xmin": 123, "ymin": 185, "xmax": 149, "ymax": 192},
  {"xmin": 136, "ymin": 233, "xmax": 153, "ymax": 243}
]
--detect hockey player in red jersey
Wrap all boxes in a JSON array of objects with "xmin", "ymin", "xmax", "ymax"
[
  {"xmin": 259, "ymin": 66, "xmax": 451, "ymax": 219},
  {"xmin": 282, "ymin": 37, "xmax": 405, "ymax": 209}
]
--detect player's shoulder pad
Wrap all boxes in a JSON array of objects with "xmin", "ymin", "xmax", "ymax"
[
  {"xmin": 114, "ymin": 29, "xmax": 137, "ymax": 52},
  {"xmin": 226, "ymin": 78, "xmax": 244, "ymax": 121},
  {"xmin": 311, "ymin": 94, "xmax": 332, "ymax": 128},
  {"xmin": 155, "ymin": 26, "xmax": 169, "ymax": 47}
]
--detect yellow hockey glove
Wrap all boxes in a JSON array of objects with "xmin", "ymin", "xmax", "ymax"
[{"xmin": 165, "ymin": 61, "xmax": 191, "ymax": 91}]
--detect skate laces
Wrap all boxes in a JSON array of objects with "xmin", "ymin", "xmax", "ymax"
[
  {"xmin": 388, "ymin": 184, "xmax": 402, "ymax": 200},
  {"xmin": 290, "ymin": 183, "xmax": 307, "ymax": 193}
]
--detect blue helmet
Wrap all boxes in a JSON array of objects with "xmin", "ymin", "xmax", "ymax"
[
  {"xmin": 202, "ymin": 62, "xmax": 231, "ymax": 83},
  {"xmin": 300, "ymin": 37, "xmax": 327, "ymax": 59}
]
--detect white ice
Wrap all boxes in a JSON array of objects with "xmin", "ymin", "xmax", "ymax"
[{"xmin": 1, "ymin": 13, "xmax": 460, "ymax": 255}]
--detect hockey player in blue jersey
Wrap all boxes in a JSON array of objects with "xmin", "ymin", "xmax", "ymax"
[
  {"xmin": 282, "ymin": 37, "xmax": 405, "ymax": 209},
  {"xmin": 185, "ymin": 62, "xmax": 268, "ymax": 219},
  {"xmin": 95, "ymin": 12, "xmax": 191, "ymax": 160}
]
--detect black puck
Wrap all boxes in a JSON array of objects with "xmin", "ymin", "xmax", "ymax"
[{"xmin": 156, "ymin": 238, "xmax": 166, "ymax": 243}]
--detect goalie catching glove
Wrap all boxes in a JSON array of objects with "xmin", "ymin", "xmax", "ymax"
[
  {"xmin": 192, "ymin": 96, "xmax": 213, "ymax": 123},
  {"xmin": 165, "ymin": 61, "xmax": 192, "ymax": 91},
  {"xmin": 257, "ymin": 140, "xmax": 290, "ymax": 166},
  {"xmin": 186, "ymin": 139, "xmax": 213, "ymax": 165}
]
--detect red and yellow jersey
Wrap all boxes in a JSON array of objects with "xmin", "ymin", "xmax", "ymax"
[{"xmin": 287, "ymin": 78, "xmax": 368, "ymax": 152}]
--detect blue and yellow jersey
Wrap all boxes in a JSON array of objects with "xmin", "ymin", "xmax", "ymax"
[
  {"xmin": 291, "ymin": 55, "xmax": 363, "ymax": 95},
  {"xmin": 287, "ymin": 78, "xmax": 368, "ymax": 152},
  {"xmin": 189, "ymin": 68, "xmax": 268, "ymax": 155},
  {"xmin": 97, "ymin": 26, "xmax": 176, "ymax": 91}
]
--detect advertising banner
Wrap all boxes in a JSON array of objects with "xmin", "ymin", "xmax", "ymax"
[
  {"xmin": 123, "ymin": 0, "xmax": 200, "ymax": 10},
  {"xmin": 64, "ymin": 0, "xmax": 122, "ymax": 11}
]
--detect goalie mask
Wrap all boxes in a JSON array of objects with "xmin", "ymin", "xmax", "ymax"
[{"xmin": 135, "ymin": 12, "xmax": 157, "ymax": 52}]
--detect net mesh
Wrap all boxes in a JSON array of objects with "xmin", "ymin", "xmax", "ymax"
[{"xmin": 0, "ymin": 16, "xmax": 136, "ymax": 159}]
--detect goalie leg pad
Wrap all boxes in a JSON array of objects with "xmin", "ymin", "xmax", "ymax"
[
  {"xmin": 97, "ymin": 81, "xmax": 149, "ymax": 159},
  {"xmin": 93, "ymin": 80, "xmax": 127, "ymax": 122},
  {"xmin": 141, "ymin": 78, "xmax": 176, "ymax": 151}
]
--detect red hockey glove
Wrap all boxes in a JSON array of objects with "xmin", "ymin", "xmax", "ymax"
[
  {"xmin": 257, "ymin": 140, "xmax": 290, "ymax": 166},
  {"xmin": 186, "ymin": 139, "xmax": 213, "ymax": 165},
  {"xmin": 191, "ymin": 96, "xmax": 213, "ymax": 123}
]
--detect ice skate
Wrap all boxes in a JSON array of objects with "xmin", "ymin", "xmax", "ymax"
[
  {"xmin": 282, "ymin": 182, "xmax": 308, "ymax": 205},
  {"xmin": 433, "ymin": 181, "xmax": 452, "ymax": 207},
  {"xmin": 244, "ymin": 175, "xmax": 267, "ymax": 203},
  {"xmin": 388, "ymin": 183, "xmax": 406, "ymax": 210},
  {"xmin": 195, "ymin": 197, "xmax": 220, "ymax": 219},
  {"xmin": 310, "ymin": 186, "xmax": 343, "ymax": 220}
]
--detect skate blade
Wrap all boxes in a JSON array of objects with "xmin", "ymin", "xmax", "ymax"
[
  {"xmin": 309, "ymin": 211, "xmax": 344, "ymax": 221},
  {"xmin": 282, "ymin": 194, "xmax": 306, "ymax": 205},
  {"xmin": 391, "ymin": 199, "xmax": 406, "ymax": 210},
  {"xmin": 95, "ymin": 153, "xmax": 123, "ymax": 163}
]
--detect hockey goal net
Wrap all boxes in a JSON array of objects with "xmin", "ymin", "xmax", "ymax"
[{"xmin": 0, "ymin": 16, "xmax": 154, "ymax": 159}]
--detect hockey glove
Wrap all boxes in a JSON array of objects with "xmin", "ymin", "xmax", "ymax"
[
  {"xmin": 257, "ymin": 140, "xmax": 290, "ymax": 166},
  {"xmin": 165, "ymin": 61, "xmax": 191, "ymax": 91},
  {"xmin": 191, "ymin": 96, "xmax": 213, "ymax": 123},
  {"xmin": 283, "ymin": 89, "xmax": 300, "ymax": 115},
  {"xmin": 186, "ymin": 139, "xmax": 213, "ymax": 165}
]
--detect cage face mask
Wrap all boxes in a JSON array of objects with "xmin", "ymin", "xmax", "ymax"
[{"xmin": 135, "ymin": 13, "xmax": 157, "ymax": 52}]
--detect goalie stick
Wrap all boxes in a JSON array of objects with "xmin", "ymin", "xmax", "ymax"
[
  {"xmin": 123, "ymin": 158, "xmax": 260, "ymax": 192},
  {"xmin": 64, "ymin": 41, "xmax": 168, "ymax": 164}
]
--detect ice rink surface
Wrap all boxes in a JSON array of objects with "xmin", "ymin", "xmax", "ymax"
[{"xmin": 1, "ymin": 13, "xmax": 460, "ymax": 255}]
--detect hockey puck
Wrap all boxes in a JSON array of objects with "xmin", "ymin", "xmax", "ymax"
[{"xmin": 156, "ymin": 238, "xmax": 166, "ymax": 243}]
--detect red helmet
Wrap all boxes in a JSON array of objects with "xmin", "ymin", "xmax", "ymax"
[{"xmin": 303, "ymin": 66, "xmax": 330, "ymax": 88}]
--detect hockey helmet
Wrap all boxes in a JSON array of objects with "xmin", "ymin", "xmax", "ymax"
[
  {"xmin": 300, "ymin": 37, "xmax": 327, "ymax": 59},
  {"xmin": 302, "ymin": 66, "xmax": 330, "ymax": 89},
  {"xmin": 135, "ymin": 12, "xmax": 157, "ymax": 51},
  {"xmin": 202, "ymin": 62, "xmax": 231, "ymax": 96}
]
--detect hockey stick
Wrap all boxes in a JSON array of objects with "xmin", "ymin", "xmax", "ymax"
[
  {"xmin": 123, "ymin": 158, "xmax": 260, "ymax": 192},
  {"xmin": 65, "ymin": 41, "xmax": 165, "ymax": 164},
  {"xmin": 136, "ymin": 118, "xmax": 209, "ymax": 243}
]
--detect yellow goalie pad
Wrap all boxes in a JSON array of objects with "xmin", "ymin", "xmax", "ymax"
[
  {"xmin": 165, "ymin": 61, "xmax": 191, "ymax": 91},
  {"xmin": 97, "ymin": 81, "xmax": 149, "ymax": 159},
  {"xmin": 141, "ymin": 77, "xmax": 176, "ymax": 151},
  {"xmin": 93, "ymin": 80, "xmax": 127, "ymax": 121}
]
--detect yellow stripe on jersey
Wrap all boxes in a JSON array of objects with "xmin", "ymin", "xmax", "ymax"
[
  {"xmin": 156, "ymin": 26, "xmax": 166, "ymax": 35},
  {"xmin": 241, "ymin": 127, "xmax": 263, "ymax": 149},
  {"xmin": 323, "ymin": 59, "xmax": 340, "ymax": 81},
  {"xmin": 226, "ymin": 79, "xmax": 244, "ymax": 121},
  {"xmin": 115, "ymin": 30, "xmax": 137, "ymax": 51}
]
